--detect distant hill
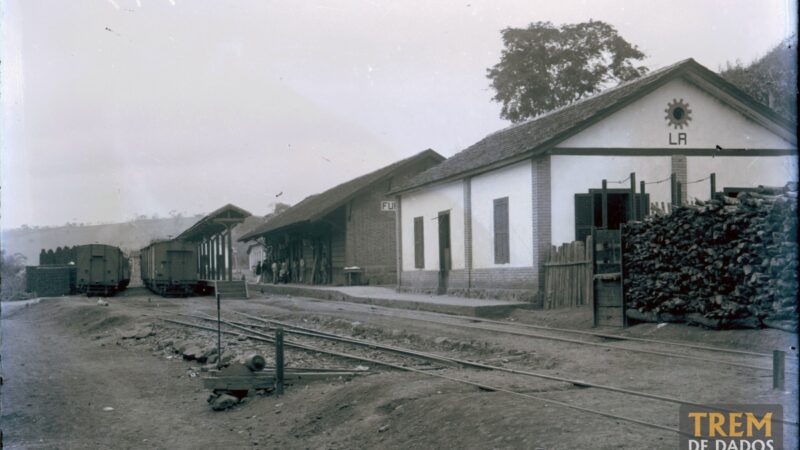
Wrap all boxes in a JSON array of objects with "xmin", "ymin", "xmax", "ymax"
[
  {"xmin": 1, "ymin": 216, "xmax": 200, "ymax": 265},
  {"xmin": 2, "ymin": 201, "xmax": 288, "ymax": 269}
]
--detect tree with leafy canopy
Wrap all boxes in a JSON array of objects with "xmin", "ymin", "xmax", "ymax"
[
  {"xmin": 720, "ymin": 35, "xmax": 797, "ymax": 124},
  {"xmin": 487, "ymin": 20, "xmax": 649, "ymax": 123},
  {"xmin": 1, "ymin": 250, "xmax": 29, "ymax": 300}
]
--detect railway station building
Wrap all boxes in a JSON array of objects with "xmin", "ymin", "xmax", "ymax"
[
  {"xmin": 239, "ymin": 149, "xmax": 444, "ymax": 286},
  {"xmin": 390, "ymin": 59, "xmax": 797, "ymax": 305}
]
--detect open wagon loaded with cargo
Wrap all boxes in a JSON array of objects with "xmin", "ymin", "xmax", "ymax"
[{"xmin": 140, "ymin": 239, "xmax": 198, "ymax": 297}]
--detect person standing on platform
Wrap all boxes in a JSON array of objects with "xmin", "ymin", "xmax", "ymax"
[
  {"xmin": 280, "ymin": 260, "xmax": 288, "ymax": 283},
  {"xmin": 298, "ymin": 258, "xmax": 305, "ymax": 283},
  {"xmin": 271, "ymin": 260, "xmax": 278, "ymax": 284},
  {"xmin": 320, "ymin": 251, "xmax": 328, "ymax": 285}
]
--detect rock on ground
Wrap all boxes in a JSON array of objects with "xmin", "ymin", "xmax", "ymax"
[{"xmin": 209, "ymin": 394, "xmax": 239, "ymax": 411}]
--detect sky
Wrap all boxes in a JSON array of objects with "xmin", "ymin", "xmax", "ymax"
[{"xmin": 1, "ymin": 0, "xmax": 797, "ymax": 229}]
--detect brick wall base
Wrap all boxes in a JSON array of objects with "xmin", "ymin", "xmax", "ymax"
[
  {"xmin": 399, "ymin": 266, "xmax": 541, "ymax": 306},
  {"xmin": 361, "ymin": 265, "xmax": 397, "ymax": 286},
  {"xmin": 399, "ymin": 270, "xmax": 439, "ymax": 291}
]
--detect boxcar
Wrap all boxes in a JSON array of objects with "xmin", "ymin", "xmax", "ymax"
[
  {"xmin": 74, "ymin": 244, "xmax": 130, "ymax": 296},
  {"xmin": 140, "ymin": 240, "xmax": 197, "ymax": 297}
]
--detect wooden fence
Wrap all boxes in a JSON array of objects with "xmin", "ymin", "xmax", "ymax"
[{"xmin": 542, "ymin": 237, "xmax": 593, "ymax": 309}]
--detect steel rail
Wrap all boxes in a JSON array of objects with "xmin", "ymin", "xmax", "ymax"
[
  {"xmin": 226, "ymin": 310, "xmax": 771, "ymax": 371},
  {"xmin": 223, "ymin": 311, "xmax": 799, "ymax": 428},
  {"xmin": 160, "ymin": 317, "xmax": 682, "ymax": 435},
  {"xmin": 180, "ymin": 312, "xmax": 463, "ymax": 368},
  {"xmin": 305, "ymin": 298, "xmax": 792, "ymax": 359},
  {"xmin": 386, "ymin": 316, "xmax": 774, "ymax": 371}
]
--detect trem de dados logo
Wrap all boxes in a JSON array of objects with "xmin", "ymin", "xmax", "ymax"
[{"xmin": 679, "ymin": 404, "xmax": 784, "ymax": 450}]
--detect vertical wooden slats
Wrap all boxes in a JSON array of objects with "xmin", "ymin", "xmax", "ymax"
[{"xmin": 542, "ymin": 238, "xmax": 593, "ymax": 309}]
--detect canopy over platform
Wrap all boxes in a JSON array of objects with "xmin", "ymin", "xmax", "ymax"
[
  {"xmin": 177, "ymin": 204, "xmax": 252, "ymax": 282},
  {"xmin": 177, "ymin": 204, "xmax": 252, "ymax": 242}
]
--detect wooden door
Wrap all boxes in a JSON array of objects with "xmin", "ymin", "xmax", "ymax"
[{"xmin": 437, "ymin": 212, "xmax": 451, "ymax": 294}]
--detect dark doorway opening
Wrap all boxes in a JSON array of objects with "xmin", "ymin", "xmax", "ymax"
[
  {"xmin": 575, "ymin": 189, "xmax": 649, "ymax": 242},
  {"xmin": 437, "ymin": 211, "xmax": 451, "ymax": 295}
]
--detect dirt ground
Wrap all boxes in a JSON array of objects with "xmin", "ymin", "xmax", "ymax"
[{"xmin": 1, "ymin": 292, "xmax": 797, "ymax": 449}]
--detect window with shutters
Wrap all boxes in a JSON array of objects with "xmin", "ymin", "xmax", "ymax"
[
  {"xmin": 493, "ymin": 197, "xmax": 510, "ymax": 264},
  {"xmin": 413, "ymin": 216, "xmax": 424, "ymax": 269}
]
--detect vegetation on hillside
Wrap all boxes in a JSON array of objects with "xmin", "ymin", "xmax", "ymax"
[
  {"xmin": 720, "ymin": 35, "xmax": 798, "ymax": 123},
  {"xmin": 1, "ymin": 250, "xmax": 30, "ymax": 301}
]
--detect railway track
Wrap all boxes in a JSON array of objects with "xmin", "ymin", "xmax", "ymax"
[
  {"xmin": 287, "ymin": 296, "xmax": 798, "ymax": 369},
  {"xmin": 161, "ymin": 315, "xmax": 684, "ymax": 435},
  {"xmin": 117, "ymin": 293, "xmax": 796, "ymax": 373},
  {"xmin": 157, "ymin": 307, "xmax": 798, "ymax": 437}
]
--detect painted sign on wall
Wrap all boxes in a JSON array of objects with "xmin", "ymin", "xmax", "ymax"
[{"xmin": 666, "ymin": 98, "xmax": 691, "ymax": 146}]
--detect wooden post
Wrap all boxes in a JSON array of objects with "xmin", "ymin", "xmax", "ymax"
[
  {"xmin": 216, "ymin": 292, "xmax": 222, "ymax": 369},
  {"xmin": 590, "ymin": 229, "xmax": 597, "ymax": 328},
  {"xmin": 710, "ymin": 173, "xmax": 716, "ymax": 199},
  {"xmin": 601, "ymin": 179, "xmax": 608, "ymax": 229},
  {"xmin": 210, "ymin": 236, "xmax": 215, "ymax": 280},
  {"xmin": 275, "ymin": 327, "xmax": 285, "ymax": 396},
  {"xmin": 226, "ymin": 226, "xmax": 233, "ymax": 281},
  {"xmin": 773, "ymin": 350, "xmax": 785, "ymax": 390},
  {"xmin": 670, "ymin": 173, "xmax": 677, "ymax": 206},
  {"xmin": 216, "ymin": 235, "xmax": 221, "ymax": 280},
  {"xmin": 200, "ymin": 239, "xmax": 206, "ymax": 279},
  {"xmin": 204, "ymin": 239, "xmax": 209, "ymax": 279},
  {"xmin": 629, "ymin": 172, "xmax": 636, "ymax": 221},
  {"xmin": 198, "ymin": 240, "xmax": 203, "ymax": 280},
  {"xmin": 639, "ymin": 181, "xmax": 646, "ymax": 219}
]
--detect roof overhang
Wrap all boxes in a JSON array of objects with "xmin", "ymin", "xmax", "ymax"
[
  {"xmin": 239, "ymin": 149, "xmax": 445, "ymax": 242},
  {"xmin": 176, "ymin": 203, "xmax": 252, "ymax": 242}
]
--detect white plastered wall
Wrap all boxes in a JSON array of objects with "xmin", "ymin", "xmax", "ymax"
[
  {"xmin": 400, "ymin": 180, "xmax": 465, "ymax": 271},
  {"xmin": 550, "ymin": 155, "xmax": 673, "ymax": 246},
  {"xmin": 470, "ymin": 160, "xmax": 533, "ymax": 268},
  {"xmin": 551, "ymin": 76, "xmax": 795, "ymax": 246},
  {"xmin": 557, "ymin": 78, "xmax": 794, "ymax": 150}
]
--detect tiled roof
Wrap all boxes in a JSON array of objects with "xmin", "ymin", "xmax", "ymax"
[
  {"xmin": 239, "ymin": 149, "xmax": 444, "ymax": 241},
  {"xmin": 392, "ymin": 58, "xmax": 795, "ymax": 193}
]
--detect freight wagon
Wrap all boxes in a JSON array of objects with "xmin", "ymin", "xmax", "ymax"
[
  {"xmin": 74, "ymin": 244, "xmax": 131, "ymax": 296},
  {"xmin": 140, "ymin": 240, "xmax": 197, "ymax": 297}
]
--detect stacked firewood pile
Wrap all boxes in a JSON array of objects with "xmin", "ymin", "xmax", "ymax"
[{"xmin": 623, "ymin": 184, "xmax": 798, "ymax": 331}]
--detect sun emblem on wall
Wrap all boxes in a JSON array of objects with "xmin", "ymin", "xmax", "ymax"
[{"xmin": 664, "ymin": 98, "xmax": 692, "ymax": 129}]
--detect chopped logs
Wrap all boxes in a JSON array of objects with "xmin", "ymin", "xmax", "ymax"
[{"xmin": 623, "ymin": 184, "xmax": 798, "ymax": 331}]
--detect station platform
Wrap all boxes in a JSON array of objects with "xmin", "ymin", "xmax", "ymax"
[{"xmin": 246, "ymin": 283, "xmax": 529, "ymax": 318}]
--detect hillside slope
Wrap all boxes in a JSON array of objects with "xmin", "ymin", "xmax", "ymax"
[{"xmin": 1, "ymin": 217, "xmax": 199, "ymax": 264}]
